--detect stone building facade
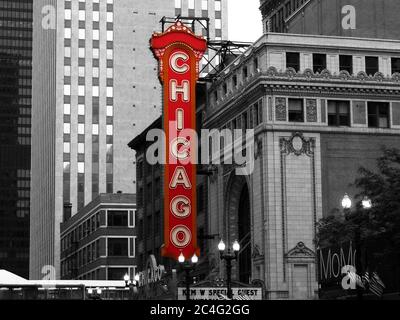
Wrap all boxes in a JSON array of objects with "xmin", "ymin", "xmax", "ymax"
[{"xmin": 203, "ymin": 32, "xmax": 400, "ymax": 299}]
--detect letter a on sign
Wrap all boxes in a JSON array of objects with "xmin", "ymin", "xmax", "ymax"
[{"xmin": 150, "ymin": 22, "xmax": 207, "ymax": 260}]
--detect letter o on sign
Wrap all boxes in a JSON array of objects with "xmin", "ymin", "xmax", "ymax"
[
  {"xmin": 170, "ymin": 225, "xmax": 192, "ymax": 248},
  {"xmin": 170, "ymin": 196, "xmax": 191, "ymax": 219}
]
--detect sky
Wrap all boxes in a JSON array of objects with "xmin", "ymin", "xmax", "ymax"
[{"xmin": 228, "ymin": 0, "xmax": 263, "ymax": 42}]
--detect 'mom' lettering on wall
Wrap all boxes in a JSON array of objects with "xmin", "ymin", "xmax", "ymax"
[{"xmin": 318, "ymin": 242, "xmax": 356, "ymax": 283}]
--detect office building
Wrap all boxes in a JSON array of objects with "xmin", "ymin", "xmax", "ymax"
[
  {"xmin": 60, "ymin": 193, "xmax": 136, "ymax": 280},
  {"xmin": 204, "ymin": 32, "xmax": 400, "ymax": 299},
  {"xmin": 30, "ymin": 0, "xmax": 227, "ymax": 279},
  {"xmin": 0, "ymin": 0, "xmax": 32, "ymax": 278}
]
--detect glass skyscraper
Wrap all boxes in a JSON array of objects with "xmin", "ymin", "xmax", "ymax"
[{"xmin": 0, "ymin": 0, "xmax": 32, "ymax": 278}]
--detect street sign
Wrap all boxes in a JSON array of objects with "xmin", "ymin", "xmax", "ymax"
[{"xmin": 177, "ymin": 287, "xmax": 263, "ymax": 300}]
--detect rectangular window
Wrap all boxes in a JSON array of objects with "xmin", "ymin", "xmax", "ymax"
[
  {"xmin": 368, "ymin": 102, "xmax": 389, "ymax": 128},
  {"xmin": 107, "ymin": 12, "xmax": 113, "ymax": 22},
  {"xmin": 288, "ymin": 98, "xmax": 304, "ymax": 122},
  {"xmin": 313, "ymin": 54, "xmax": 326, "ymax": 74},
  {"xmin": 79, "ymin": 67, "xmax": 85, "ymax": 77},
  {"xmin": 107, "ymin": 210, "xmax": 128, "ymax": 227},
  {"xmin": 129, "ymin": 210, "xmax": 135, "ymax": 227},
  {"xmin": 78, "ymin": 10, "xmax": 85, "ymax": 21},
  {"xmin": 78, "ymin": 143, "xmax": 85, "ymax": 154},
  {"xmin": 64, "ymin": 142, "xmax": 70, "ymax": 153},
  {"xmin": 146, "ymin": 215, "xmax": 152, "ymax": 237},
  {"xmin": 175, "ymin": 0, "xmax": 181, "ymax": 8},
  {"xmin": 365, "ymin": 56, "xmax": 379, "ymax": 76},
  {"xmin": 215, "ymin": 0, "xmax": 221, "ymax": 11},
  {"xmin": 328, "ymin": 100, "xmax": 350, "ymax": 126},
  {"xmin": 79, "ymin": 29, "xmax": 85, "ymax": 39},
  {"xmin": 107, "ymin": 238, "xmax": 128, "ymax": 257},
  {"xmin": 107, "ymin": 31, "xmax": 113, "ymax": 41},
  {"xmin": 65, "ymin": 9, "xmax": 72, "ymax": 20},
  {"xmin": 93, "ymin": 11, "xmax": 99, "ymax": 21},
  {"xmin": 202, "ymin": 0, "xmax": 208, "ymax": 10},
  {"xmin": 107, "ymin": 267, "xmax": 128, "ymax": 281},
  {"xmin": 64, "ymin": 66, "xmax": 71, "ymax": 76},
  {"xmin": 93, "ymin": 30, "xmax": 100, "ymax": 40},
  {"xmin": 154, "ymin": 211, "xmax": 160, "ymax": 235},
  {"xmin": 391, "ymin": 57, "xmax": 400, "ymax": 74},
  {"xmin": 78, "ymin": 162, "xmax": 85, "ymax": 174},
  {"xmin": 189, "ymin": 0, "xmax": 195, "ymax": 9},
  {"xmin": 339, "ymin": 55, "xmax": 353, "ymax": 74},
  {"xmin": 64, "ymin": 28, "xmax": 71, "ymax": 39},
  {"xmin": 215, "ymin": 19, "xmax": 222, "ymax": 30},
  {"xmin": 107, "ymin": 105, "xmax": 113, "ymax": 117},
  {"xmin": 78, "ymin": 123, "xmax": 85, "ymax": 135},
  {"xmin": 64, "ymin": 123, "xmax": 71, "ymax": 134},
  {"xmin": 129, "ymin": 238, "xmax": 135, "ymax": 257},
  {"xmin": 286, "ymin": 52, "xmax": 300, "ymax": 72},
  {"xmin": 78, "ymin": 104, "xmax": 85, "ymax": 115},
  {"xmin": 64, "ymin": 104, "xmax": 71, "ymax": 115}
]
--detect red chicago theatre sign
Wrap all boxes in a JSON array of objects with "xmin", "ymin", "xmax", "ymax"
[{"xmin": 151, "ymin": 22, "xmax": 207, "ymax": 260}]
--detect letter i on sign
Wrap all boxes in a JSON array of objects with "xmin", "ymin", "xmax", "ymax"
[{"xmin": 151, "ymin": 22, "xmax": 207, "ymax": 260}]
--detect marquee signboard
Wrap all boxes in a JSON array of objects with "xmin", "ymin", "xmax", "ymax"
[
  {"xmin": 177, "ymin": 287, "xmax": 263, "ymax": 300},
  {"xmin": 150, "ymin": 22, "xmax": 207, "ymax": 260}
]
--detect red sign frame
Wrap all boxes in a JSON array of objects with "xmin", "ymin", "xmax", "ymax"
[{"xmin": 151, "ymin": 22, "xmax": 207, "ymax": 261}]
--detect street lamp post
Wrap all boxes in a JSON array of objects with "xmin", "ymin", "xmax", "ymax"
[
  {"xmin": 341, "ymin": 194, "xmax": 372, "ymax": 300},
  {"xmin": 178, "ymin": 253, "xmax": 198, "ymax": 300},
  {"xmin": 87, "ymin": 287, "xmax": 102, "ymax": 300},
  {"xmin": 124, "ymin": 273, "xmax": 140, "ymax": 300},
  {"xmin": 218, "ymin": 240, "xmax": 240, "ymax": 299}
]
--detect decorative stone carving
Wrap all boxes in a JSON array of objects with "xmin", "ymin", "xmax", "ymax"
[
  {"xmin": 303, "ymin": 68, "xmax": 314, "ymax": 78},
  {"xmin": 280, "ymin": 132, "xmax": 315, "ymax": 157},
  {"xmin": 286, "ymin": 242, "xmax": 315, "ymax": 258},
  {"xmin": 392, "ymin": 72, "xmax": 400, "ymax": 82},
  {"xmin": 252, "ymin": 244, "xmax": 263, "ymax": 258},
  {"xmin": 254, "ymin": 137, "xmax": 263, "ymax": 160},
  {"xmin": 373, "ymin": 72, "xmax": 385, "ymax": 82},
  {"xmin": 266, "ymin": 66, "xmax": 278, "ymax": 77},
  {"xmin": 275, "ymin": 97, "xmax": 287, "ymax": 122},
  {"xmin": 339, "ymin": 70, "xmax": 351, "ymax": 80},
  {"xmin": 320, "ymin": 69, "xmax": 331, "ymax": 79},
  {"xmin": 306, "ymin": 99, "xmax": 318, "ymax": 122},
  {"xmin": 357, "ymin": 71, "xmax": 368, "ymax": 80},
  {"xmin": 284, "ymin": 67, "xmax": 297, "ymax": 78}
]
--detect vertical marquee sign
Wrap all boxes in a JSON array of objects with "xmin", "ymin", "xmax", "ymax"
[{"xmin": 151, "ymin": 22, "xmax": 207, "ymax": 260}]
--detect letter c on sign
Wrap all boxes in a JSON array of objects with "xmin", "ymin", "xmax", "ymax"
[
  {"xmin": 170, "ymin": 52, "xmax": 189, "ymax": 74},
  {"xmin": 171, "ymin": 137, "xmax": 190, "ymax": 160},
  {"xmin": 170, "ymin": 196, "xmax": 191, "ymax": 218}
]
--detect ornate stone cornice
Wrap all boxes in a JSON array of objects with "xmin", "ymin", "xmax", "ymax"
[{"xmin": 264, "ymin": 66, "xmax": 400, "ymax": 85}]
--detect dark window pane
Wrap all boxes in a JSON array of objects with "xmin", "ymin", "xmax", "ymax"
[
  {"xmin": 313, "ymin": 54, "xmax": 326, "ymax": 74},
  {"xmin": 286, "ymin": 52, "xmax": 300, "ymax": 72},
  {"xmin": 107, "ymin": 210, "xmax": 128, "ymax": 227},
  {"xmin": 339, "ymin": 55, "xmax": 353, "ymax": 74},
  {"xmin": 108, "ymin": 238, "xmax": 128, "ymax": 257},
  {"xmin": 365, "ymin": 56, "xmax": 379, "ymax": 76},
  {"xmin": 328, "ymin": 101, "xmax": 350, "ymax": 126},
  {"xmin": 288, "ymin": 98, "xmax": 304, "ymax": 122},
  {"xmin": 107, "ymin": 268, "xmax": 128, "ymax": 280},
  {"xmin": 392, "ymin": 57, "xmax": 400, "ymax": 74},
  {"xmin": 368, "ymin": 102, "xmax": 389, "ymax": 128}
]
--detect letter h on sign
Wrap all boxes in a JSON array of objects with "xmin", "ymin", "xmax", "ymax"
[{"xmin": 150, "ymin": 22, "xmax": 207, "ymax": 260}]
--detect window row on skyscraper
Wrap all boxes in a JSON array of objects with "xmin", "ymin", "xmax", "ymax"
[{"xmin": 63, "ymin": 0, "xmax": 114, "ymax": 209}]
